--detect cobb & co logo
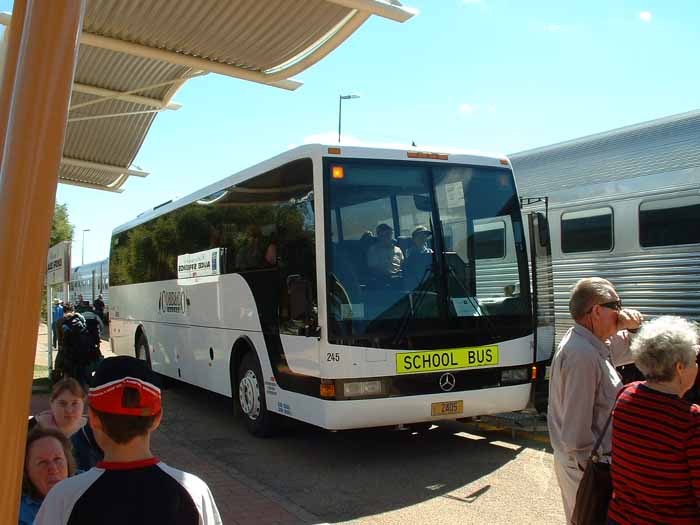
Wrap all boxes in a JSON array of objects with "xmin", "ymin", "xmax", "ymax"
[{"xmin": 158, "ymin": 289, "xmax": 187, "ymax": 314}]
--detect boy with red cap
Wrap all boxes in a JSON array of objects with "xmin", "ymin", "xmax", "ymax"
[{"xmin": 35, "ymin": 356, "xmax": 221, "ymax": 524}]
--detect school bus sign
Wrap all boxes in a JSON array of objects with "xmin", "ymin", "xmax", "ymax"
[{"xmin": 396, "ymin": 345, "xmax": 499, "ymax": 374}]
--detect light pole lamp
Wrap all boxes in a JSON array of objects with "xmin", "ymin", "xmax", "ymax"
[
  {"xmin": 338, "ymin": 94, "xmax": 360, "ymax": 143},
  {"xmin": 81, "ymin": 228, "xmax": 90, "ymax": 265}
]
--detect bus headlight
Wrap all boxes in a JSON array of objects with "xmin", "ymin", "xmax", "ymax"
[
  {"xmin": 501, "ymin": 367, "xmax": 530, "ymax": 384},
  {"xmin": 343, "ymin": 380, "xmax": 384, "ymax": 397}
]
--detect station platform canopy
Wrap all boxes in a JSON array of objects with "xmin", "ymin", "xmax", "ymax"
[{"xmin": 0, "ymin": 0, "xmax": 414, "ymax": 192}]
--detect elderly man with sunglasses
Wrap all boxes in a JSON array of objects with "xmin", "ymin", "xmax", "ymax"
[{"xmin": 548, "ymin": 277, "xmax": 643, "ymax": 524}]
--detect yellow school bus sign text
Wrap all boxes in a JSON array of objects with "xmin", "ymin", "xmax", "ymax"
[{"xmin": 396, "ymin": 345, "xmax": 499, "ymax": 374}]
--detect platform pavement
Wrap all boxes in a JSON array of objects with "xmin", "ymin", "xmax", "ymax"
[{"xmin": 31, "ymin": 324, "xmax": 323, "ymax": 525}]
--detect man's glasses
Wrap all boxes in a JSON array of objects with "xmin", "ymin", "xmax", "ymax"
[
  {"xmin": 600, "ymin": 300, "xmax": 622, "ymax": 311},
  {"xmin": 587, "ymin": 300, "xmax": 622, "ymax": 313}
]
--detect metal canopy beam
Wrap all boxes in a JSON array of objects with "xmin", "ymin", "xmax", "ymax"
[
  {"xmin": 326, "ymin": 0, "xmax": 416, "ymax": 22},
  {"xmin": 69, "ymin": 73, "xmax": 205, "ymax": 111},
  {"xmin": 0, "ymin": 11, "xmax": 302, "ymax": 90},
  {"xmin": 72, "ymin": 83, "xmax": 183, "ymax": 110},
  {"xmin": 61, "ymin": 157, "xmax": 149, "ymax": 177},
  {"xmin": 58, "ymin": 176, "xmax": 126, "ymax": 193},
  {"xmin": 78, "ymin": 32, "xmax": 303, "ymax": 91},
  {"xmin": 67, "ymin": 108, "xmax": 163, "ymax": 123}
]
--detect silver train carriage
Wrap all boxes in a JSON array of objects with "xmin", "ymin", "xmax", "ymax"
[
  {"xmin": 510, "ymin": 108, "xmax": 700, "ymax": 346},
  {"xmin": 70, "ymin": 257, "xmax": 110, "ymax": 307}
]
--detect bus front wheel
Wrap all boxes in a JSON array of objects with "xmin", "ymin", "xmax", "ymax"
[{"xmin": 238, "ymin": 352, "xmax": 278, "ymax": 437}]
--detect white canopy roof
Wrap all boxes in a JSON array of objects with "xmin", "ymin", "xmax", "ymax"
[{"xmin": 0, "ymin": 0, "xmax": 414, "ymax": 192}]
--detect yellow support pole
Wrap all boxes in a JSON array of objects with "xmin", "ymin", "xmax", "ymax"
[
  {"xmin": 0, "ymin": 0, "xmax": 26, "ymax": 163},
  {"xmin": 0, "ymin": 1, "xmax": 85, "ymax": 522}
]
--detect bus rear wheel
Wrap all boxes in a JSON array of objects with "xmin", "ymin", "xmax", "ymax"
[{"xmin": 238, "ymin": 352, "xmax": 278, "ymax": 437}]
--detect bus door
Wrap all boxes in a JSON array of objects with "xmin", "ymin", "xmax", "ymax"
[
  {"xmin": 527, "ymin": 210, "xmax": 554, "ymax": 413},
  {"xmin": 276, "ymin": 188, "xmax": 321, "ymax": 384}
]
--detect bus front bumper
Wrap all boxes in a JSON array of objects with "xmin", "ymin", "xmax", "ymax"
[{"xmin": 280, "ymin": 382, "xmax": 533, "ymax": 431}]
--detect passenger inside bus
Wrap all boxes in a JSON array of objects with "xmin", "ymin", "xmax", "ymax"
[
  {"xmin": 366, "ymin": 223, "xmax": 404, "ymax": 282},
  {"xmin": 403, "ymin": 226, "xmax": 434, "ymax": 290}
]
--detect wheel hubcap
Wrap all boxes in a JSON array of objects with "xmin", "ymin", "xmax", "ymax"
[{"xmin": 239, "ymin": 370, "xmax": 261, "ymax": 420}]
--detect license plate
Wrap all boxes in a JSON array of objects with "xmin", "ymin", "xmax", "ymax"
[
  {"xmin": 396, "ymin": 346, "xmax": 499, "ymax": 374},
  {"xmin": 431, "ymin": 400, "xmax": 464, "ymax": 416}
]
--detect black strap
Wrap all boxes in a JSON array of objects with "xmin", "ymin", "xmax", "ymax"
[
  {"xmin": 593, "ymin": 411, "xmax": 613, "ymax": 454},
  {"xmin": 589, "ymin": 359, "xmax": 625, "ymax": 461},
  {"xmin": 589, "ymin": 405, "xmax": 616, "ymax": 464}
]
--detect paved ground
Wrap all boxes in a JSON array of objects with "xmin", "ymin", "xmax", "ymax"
[
  {"xmin": 32, "ymin": 325, "xmax": 564, "ymax": 524},
  {"xmin": 151, "ymin": 383, "xmax": 564, "ymax": 525}
]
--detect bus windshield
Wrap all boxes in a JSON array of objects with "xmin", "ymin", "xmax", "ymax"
[{"xmin": 325, "ymin": 158, "xmax": 531, "ymax": 348}]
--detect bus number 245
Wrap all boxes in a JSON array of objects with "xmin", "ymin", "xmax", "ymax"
[{"xmin": 327, "ymin": 352, "xmax": 340, "ymax": 362}]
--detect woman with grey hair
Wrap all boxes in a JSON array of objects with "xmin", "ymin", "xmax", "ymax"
[{"xmin": 608, "ymin": 316, "xmax": 700, "ymax": 525}]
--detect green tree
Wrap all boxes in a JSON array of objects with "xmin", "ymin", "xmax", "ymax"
[
  {"xmin": 50, "ymin": 203, "xmax": 74, "ymax": 246},
  {"xmin": 42, "ymin": 203, "xmax": 74, "ymax": 322}
]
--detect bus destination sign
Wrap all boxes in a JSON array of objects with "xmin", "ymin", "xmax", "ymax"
[{"xmin": 177, "ymin": 248, "xmax": 221, "ymax": 279}]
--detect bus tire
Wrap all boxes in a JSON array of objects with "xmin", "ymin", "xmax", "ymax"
[{"xmin": 238, "ymin": 352, "xmax": 278, "ymax": 437}]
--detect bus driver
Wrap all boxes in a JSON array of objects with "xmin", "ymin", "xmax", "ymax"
[{"xmin": 366, "ymin": 223, "xmax": 404, "ymax": 278}]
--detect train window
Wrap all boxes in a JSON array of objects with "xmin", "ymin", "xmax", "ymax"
[
  {"xmin": 473, "ymin": 220, "xmax": 506, "ymax": 259},
  {"xmin": 561, "ymin": 207, "xmax": 613, "ymax": 253},
  {"xmin": 640, "ymin": 196, "xmax": 700, "ymax": 247}
]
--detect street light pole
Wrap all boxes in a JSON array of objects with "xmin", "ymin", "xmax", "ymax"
[
  {"xmin": 338, "ymin": 94, "xmax": 360, "ymax": 143},
  {"xmin": 81, "ymin": 228, "xmax": 90, "ymax": 265}
]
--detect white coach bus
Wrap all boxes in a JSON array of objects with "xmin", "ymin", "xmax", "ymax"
[{"xmin": 109, "ymin": 144, "xmax": 546, "ymax": 436}]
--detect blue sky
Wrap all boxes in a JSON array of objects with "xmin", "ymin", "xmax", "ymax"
[{"xmin": 3, "ymin": 0, "xmax": 699, "ymax": 262}]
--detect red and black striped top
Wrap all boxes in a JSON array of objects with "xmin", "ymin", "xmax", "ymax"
[{"xmin": 608, "ymin": 382, "xmax": 700, "ymax": 525}]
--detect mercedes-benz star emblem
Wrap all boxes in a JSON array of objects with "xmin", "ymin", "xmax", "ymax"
[{"xmin": 439, "ymin": 372, "xmax": 456, "ymax": 392}]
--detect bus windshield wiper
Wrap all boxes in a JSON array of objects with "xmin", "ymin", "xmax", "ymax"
[{"xmin": 391, "ymin": 263, "xmax": 436, "ymax": 345}]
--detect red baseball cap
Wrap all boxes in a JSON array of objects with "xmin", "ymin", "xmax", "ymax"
[{"xmin": 89, "ymin": 356, "xmax": 161, "ymax": 416}]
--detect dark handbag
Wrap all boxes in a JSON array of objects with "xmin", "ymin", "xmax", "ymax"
[{"xmin": 571, "ymin": 412, "xmax": 614, "ymax": 525}]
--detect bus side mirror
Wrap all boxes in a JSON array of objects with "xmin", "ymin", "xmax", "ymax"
[{"xmin": 536, "ymin": 212, "xmax": 550, "ymax": 247}]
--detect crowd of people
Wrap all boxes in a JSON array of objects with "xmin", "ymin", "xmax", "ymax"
[
  {"xmin": 20, "ymin": 356, "xmax": 222, "ymax": 524},
  {"xmin": 50, "ymin": 296, "xmax": 105, "ymax": 387},
  {"xmin": 548, "ymin": 277, "xmax": 700, "ymax": 524}
]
